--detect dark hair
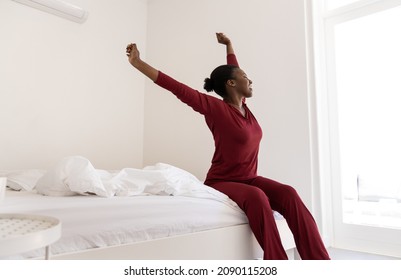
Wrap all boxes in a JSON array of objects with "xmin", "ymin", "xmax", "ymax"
[{"xmin": 203, "ymin": 64, "xmax": 239, "ymax": 98}]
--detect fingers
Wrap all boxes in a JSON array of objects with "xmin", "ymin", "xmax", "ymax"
[
  {"xmin": 126, "ymin": 44, "xmax": 132, "ymax": 56},
  {"xmin": 216, "ymin": 32, "xmax": 229, "ymax": 44},
  {"xmin": 126, "ymin": 43, "xmax": 133, "ymax": 55},
  {"xmin": 216, "ymin": 32, "xmax": 224, "ymax": 40},
  {"xmin": 126, "ymin": 43, "xmax": 136, "ymax": 57}
]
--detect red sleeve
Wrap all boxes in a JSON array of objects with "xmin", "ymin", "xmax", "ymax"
[
  {"xmin": 155, "ymin": 71, "xmax": 213, "ymax": 115},
  {"xmin": 227, "ymin": 54, "xmax": 245, "ymax": 103},
  {"xmin": 227, "ymin": 54, "xmax": 239, "ymax": 67}
]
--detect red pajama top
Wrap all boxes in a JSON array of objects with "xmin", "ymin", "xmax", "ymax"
[{"xmin": 155, "ymin": 54, "xmax": 263, "ymax": 182}]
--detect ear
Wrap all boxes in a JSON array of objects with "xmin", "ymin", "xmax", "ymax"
[{"xmin": 226, "ymin": 79, "xmax": 236, "ymax": 87}]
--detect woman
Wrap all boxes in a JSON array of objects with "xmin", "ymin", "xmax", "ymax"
[{"xmin": 126, "ymin": 33, "xmax": 330, "ymax": 260}]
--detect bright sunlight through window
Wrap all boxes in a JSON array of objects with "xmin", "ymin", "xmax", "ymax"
[{"xmin": 334, "ymin": 5, "xmax": 401, "ymax": 229}]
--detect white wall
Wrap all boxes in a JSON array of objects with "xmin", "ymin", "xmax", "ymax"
[
  {"xmin": 144, "ymin": 0, "xmax": 315, "ymax": 207},
  {"xmin": 0, "ymin": 0, "xmax": 147, "ymax": 170}
]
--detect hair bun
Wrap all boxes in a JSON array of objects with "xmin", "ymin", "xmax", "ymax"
[{"xmin": 203, "ymin": 77, "xmax": 214, "ymax": 92}]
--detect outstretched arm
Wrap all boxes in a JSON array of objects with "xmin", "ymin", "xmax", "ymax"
[
  {"xmin": 126, "ymin": 43, "xmax": 159, "ymax": 82},
  {"xmin": 125, "ymin": 42, "xmax": 213, "ymax": 115},
  {"xmin": 216, "ymin": 32, "xmax": 239, "ymax": 67}
]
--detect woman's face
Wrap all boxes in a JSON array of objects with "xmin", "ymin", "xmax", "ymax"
[{"xmin": 231, "ymin": 68, "xmax": 253, "ymax": 98}]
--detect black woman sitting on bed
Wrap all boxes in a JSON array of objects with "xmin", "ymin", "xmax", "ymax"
[{"xmin": 126, "ymin": 33, "xmax": 330, "ymax": 260}]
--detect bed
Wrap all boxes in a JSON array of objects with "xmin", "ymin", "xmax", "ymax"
[{"xmin": 0, "ymin": 156, "xmax": 296, "ymax": 260}]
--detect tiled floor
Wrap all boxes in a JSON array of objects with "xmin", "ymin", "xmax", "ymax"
[{"xmin": 327, "ymin": 247, "xmax": 400, "ymax": 260}]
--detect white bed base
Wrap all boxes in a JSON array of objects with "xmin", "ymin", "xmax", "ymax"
[{"xmin": 51, "ymin": 221, "xmax": 296, "ymax": 260}]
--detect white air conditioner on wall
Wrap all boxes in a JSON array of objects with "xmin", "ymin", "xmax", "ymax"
[{"xmin": 12, "ymin": 0, "xmax": 88, "ymax": 23}]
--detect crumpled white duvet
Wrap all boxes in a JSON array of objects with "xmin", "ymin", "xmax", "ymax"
[{"xmin": 33, "ymin": 156, "xmax": 238, "ymax": 209}]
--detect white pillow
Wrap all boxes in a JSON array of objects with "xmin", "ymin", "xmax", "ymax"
[
  {"xmin": 35, "ymin": 156, "xmax": 111, "ymax": 197},
  {"xmin": 6, "ymin": 170, "xmax": 46, "ymax": 191}
]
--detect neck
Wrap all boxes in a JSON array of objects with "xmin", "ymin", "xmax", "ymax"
[
  {"xmin": 225, "ymin": 98, "xmax": 246, "ymax": 117},
  {"xmin": 224, "ymin": 96, "xmax": 243, "ymax": 109},
  {"xmin": 227, "ymin": 102, "xmax": 242, "ymax": 109}
]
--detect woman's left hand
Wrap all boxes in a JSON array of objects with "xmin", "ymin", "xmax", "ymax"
[{"xmin": 216, "ymin": 32, "xmax": 231, "ymax": 45}]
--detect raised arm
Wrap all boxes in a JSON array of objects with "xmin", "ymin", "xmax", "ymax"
[
  {"xmin": 216, "ymin": 32, "xmax": 239, "ymax": 67},
  {"xmin": 216, "ymin": 32, "xmax": 234, "ymax": 55},
  {"xmin": 126, "ymin": 43, "xmax": 159, "ymax": 82}
]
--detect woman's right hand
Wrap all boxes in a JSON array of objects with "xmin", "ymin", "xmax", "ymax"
[
  {"xmin": 125, "ymin": 42, "xmax": 158, "ymax": 82},
  {"xmin": 126, "ymin": 43, "xmax": 141, "ymax": 67}
]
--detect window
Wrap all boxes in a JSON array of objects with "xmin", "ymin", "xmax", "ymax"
[
  {"xmin": 313, "ymin": 0, "xmax": 401, "ymax": 256},
  {"xmin": 335, "ymin": 4, "xmax": 401, "ymax": 230}
]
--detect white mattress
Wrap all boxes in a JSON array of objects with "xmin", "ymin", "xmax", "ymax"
[{"xmin": 1, "ymin": 189, "xmax": 248, "ymax": 259}]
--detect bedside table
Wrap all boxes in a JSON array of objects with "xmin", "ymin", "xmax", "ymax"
[{"xmin": 0, "ymin": 213, "xmax": 61, "ymax": 259}]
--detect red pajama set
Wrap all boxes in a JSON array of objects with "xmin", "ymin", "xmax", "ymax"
[{"xmin": 155, "ymin": 54, "xmax": 330, "ymax": 260}]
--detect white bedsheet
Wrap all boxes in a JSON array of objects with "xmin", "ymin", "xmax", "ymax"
[
  {"xmin": 5, "ymin": 156, "xmax": 240, "ymax": 211},
  {"xmin": 1, "ymin": 189, "xmax": 248, "ymax": 259}
]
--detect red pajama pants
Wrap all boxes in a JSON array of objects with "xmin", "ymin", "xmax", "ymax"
[{"xmin": 205, "ymin": 176, "xmax": 330, "ymax": 260}]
